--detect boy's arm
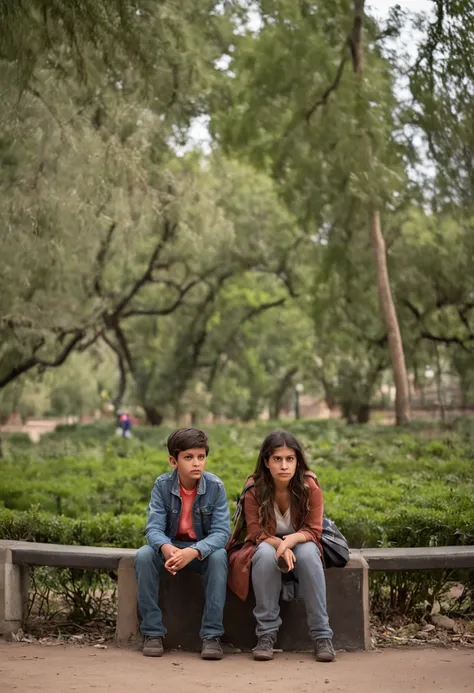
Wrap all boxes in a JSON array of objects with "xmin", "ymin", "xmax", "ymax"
[
  {"xmin": 190, "ymin": 483, "xmax": 230, "ymax": 560},
  {"xmin": 145, "ymin": 480, "xmax": 173, "ymax": 553}
]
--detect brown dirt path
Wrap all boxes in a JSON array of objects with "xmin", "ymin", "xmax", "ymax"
[{"xmin": 1, "ymin": 644, "xmax": 473, "ymax": 693}]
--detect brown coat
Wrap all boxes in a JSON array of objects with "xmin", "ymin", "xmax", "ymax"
[{"xmin": 227, "ymin": 472, "xmax": 324, "ymax": 601}]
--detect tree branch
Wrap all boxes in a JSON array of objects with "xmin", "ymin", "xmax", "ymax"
[
  {"xmin": 112, "ymin": 323, "xmax": 135, "ymax": 374},
  {"xmin": 110, "ymin": 218, "xmax": 177, "ymax": 320},
  {"xmin": 94, "ymin": 222, "xmax": 117, "ymax": 297},
  {"xmin": 420, "ymin": 331, "xmax": 473, "ymax": 352},
  {"xmin": 0, "ymin": 330, "xmax": 85, "ymax": 389},
  {"xmin": 122, "ymin": 279, "xmax": 202, "ymax": 318},
  {"xmin": 203, "ymin": 297, "xmax": 287, "ymax": 389},
  {"xmin": 101, "ymin": 333, "xmax": 127, "ymax": 408},
  {"xmin": 306, "ymin": 52, "xmax": 348, "ymax": 123},
  {"xmin": 402, "ymin": 299, "xmax": 474, "ymax": 352}
]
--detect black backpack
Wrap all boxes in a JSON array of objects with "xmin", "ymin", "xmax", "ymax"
[
  {"xmin": 321, "ymin": 517, "xmax": 350, "ymax": 568},
  {"xmin": 229, "ymin": 480, "xmax": 350, "ymax": 569}
]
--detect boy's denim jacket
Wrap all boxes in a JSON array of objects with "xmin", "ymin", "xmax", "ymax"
[{"xmin": 145, "ymin": 469, "xmax": 231, "ymax": 560}]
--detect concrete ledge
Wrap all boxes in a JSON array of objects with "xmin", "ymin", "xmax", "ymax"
[
  {"xmin": 3, "ymin": 540, "xmax": 472, "ymax": 572},
  {"xmin": 0, "ymin": 548, "xmax": 29, "ymax": 636},
  {"xmin": 0, "ymin": 540, "xmax": 134, "ymax": 571},
  {"xmin": 6, "ymin": 539, "xmax": 473, "ymax": 651},
  {"xmin": 116, "ymin": 556, "xmax": 140, "ymax": 647},
  {"xmin": 115, "ymin": 554, "xmax": 370, "ymax": 652},
  {"xmin": 358, "ymin": 546, "xmax": 474, "ymax": 571}
]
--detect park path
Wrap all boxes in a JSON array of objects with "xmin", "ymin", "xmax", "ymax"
[{"xmin": 1, "ymin": 644, "xmax": 473, "ymax": 693}]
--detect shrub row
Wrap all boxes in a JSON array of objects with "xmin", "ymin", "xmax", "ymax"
[
  {"xmin": 1, "ymin": 498, "xmax": 472, "ymax": 551},
  {"xmin": 1, "ymin": 420, "xmax": 473, "ymax": 549}
]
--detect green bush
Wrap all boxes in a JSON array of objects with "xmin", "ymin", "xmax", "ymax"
[
  {"xmin": 0, "ymin": 507, "xmax": 144, "ymax": 547},
  {"xmin": 2, "ymin": 419, "xmax": 473, "ymax": 622},
  {"xmin": 2, "ymin": 420, "xmax": 473, "ymax": 549}
]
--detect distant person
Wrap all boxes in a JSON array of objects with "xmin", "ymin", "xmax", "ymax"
[
  {"xmin": 116, "ymin": 411, "xmax": 132, "ymax": 438},
  {"xmin": 227, "ymin": 430, "xmax": 335, "ymax": 662},
  {"xmin": 134, "ymin": 428, "xmax": 230, "ymax": 660}
]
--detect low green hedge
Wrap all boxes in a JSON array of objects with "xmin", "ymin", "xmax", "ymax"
[
  {"xmin": 0, "ymin": 507, "xmax": 144, "ymax": 548},
  {"xmin": 3, "ymin": 420, "xmax": 473, "ymax": 625},
  {"xmin": 1, "ymin": 499, "xmax": 472, "ymax": 552},
  {"xmin": 2, "ymin": 420, "xmax": 473, "ymax": 549}
]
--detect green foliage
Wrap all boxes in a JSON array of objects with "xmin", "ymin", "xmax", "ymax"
[
  {"xmin": 2, "ymin": 419, "xmax": 473, "ymax": 622},
  {"xmin": 0, "ymin": 507, "xmax": 144, "ymax": 548},
  {"xmin": 1, "ymin": 421, "xmax": 473, "ymax": 550}
]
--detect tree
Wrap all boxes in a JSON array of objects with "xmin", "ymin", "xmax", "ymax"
[
  {"xmin": 206, "ymin": 298, "xmax": 317, "ymax": 421},
  {"xmin": 211, "ymin": 0, "xmax": 412, "ymax": 424},
  {"xmin": 0, "ymin": 1, "xmax": 236, "ymax": 395},
  {"xmin": 0, "ymin": 0, "xmax": 235, "ymax": 107},
  {"xmin": 349, "ymin": 0, "xmax": 410, "ymax": 424},
  {"xmin": 310, "ymin": 227, "xmax": 389, "ymax": 423},
  {"xmin": 0, "ymin": 83, "xmax": 181, "ymax": 392},
  {"xmin": 104, "ymin": 157, "xmax": 301, "ymax": 424}
]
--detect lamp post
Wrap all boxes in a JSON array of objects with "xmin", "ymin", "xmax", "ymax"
[{"xmin": 295, "ymin": 383, "xmax": 304, "ymax": 420}]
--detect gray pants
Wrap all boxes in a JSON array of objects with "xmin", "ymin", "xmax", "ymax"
[{"xmin": 251, "ymin": 541, "xmax": 333, "ymax": 640}]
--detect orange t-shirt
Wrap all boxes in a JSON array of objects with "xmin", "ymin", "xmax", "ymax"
[{"xmin": 176, "ymin": 485, "xmax": 198, "ymax": 541}]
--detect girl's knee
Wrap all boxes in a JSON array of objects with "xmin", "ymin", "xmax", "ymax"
[
  {"xmin": 252, "ymin": 542, "xmax": 277, "ymax": 565},
  {"xmin": 294, "ymin": 542, "xmax": 321, "ymax": 564}
]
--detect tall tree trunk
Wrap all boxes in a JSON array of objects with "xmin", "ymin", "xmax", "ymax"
[
  {"xmin": 143, "ymin": 406, "xmax": 164, "ymax": 427},
  {"xmin": 270, "ymin": 367, "xmax": 297, "ymax": 420},
  {"xmin": 356, "ymin": 403, "xmax": 371, "ymax": 424},
  {"xmin": 434, "ymin": 345, "xmax": 446, "ymax": 424},
  {"xmin": 351, "ymin": 0, "xmax": 411, "ymax": 425},
  {"xmin": 369, "ymin": 209, "xmax": 410, "ymax": 424}
]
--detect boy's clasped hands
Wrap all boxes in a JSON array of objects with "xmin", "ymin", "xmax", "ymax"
[{"xmin": 161, "ymin": 543, "xmax": 200, "ymax": 575}]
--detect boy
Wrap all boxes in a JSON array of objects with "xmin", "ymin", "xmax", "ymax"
[{"xmin": 135, "ymin": 428, "xmax": 230, "ymax": 660}]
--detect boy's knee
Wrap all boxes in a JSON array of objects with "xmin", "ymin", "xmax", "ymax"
[
  {"xmin": 207, "ymin": 548, "xmax": 228, "ymax": 567},
  {"xmin": 135, "ymin": 544, "xmax": 158, "ymax": 569}
]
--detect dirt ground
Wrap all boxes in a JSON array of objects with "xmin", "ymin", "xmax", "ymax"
[{"xmin": 1, "ymin": 644, "xmax": 473, "ymax": 693}]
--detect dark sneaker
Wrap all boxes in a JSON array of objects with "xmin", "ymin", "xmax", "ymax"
[
  {"xmin": 143, "ymin": 636, "xmax": 164, "ymax": 657},
  {"xmin": 201, "ymin": 637, "xmax": 223, "ymax": 660},
  {"xmin": 314, "ymin": 638, "xmax": 336, "ymax": 662},
  {"xmin": 253, "ymin": 633, "xmax": 277, "ymax": 661}
]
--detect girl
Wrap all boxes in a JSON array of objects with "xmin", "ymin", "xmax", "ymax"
[{"xmin": 228, "ymin": 430, "xmax": 335, "ymax": 662}]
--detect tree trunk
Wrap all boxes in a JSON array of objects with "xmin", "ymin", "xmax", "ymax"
[
  {"xmin": 369, "ymin": 209, "xmax": 411, "ymax": 424},
  {"xmin": 143, "ymin": 406, "xmax": 163, "ymax": 427},
  {"xmin": 434, "ymin": 345, "xmax": 446, "ymax": 424},
  {"xmin": 270, "ymin": 367, "xmax": 297, "ymax": 420},
  {"xmin": 351, "ymin": 0, "xmax": 411, "ymax": 425},
  {"xmin": 174, "ymin": 402, "xmax": 182, "ymax": 425},
  {"xmin": 356, "ymin": 403, "xmax": 371, "ymax": 424}
]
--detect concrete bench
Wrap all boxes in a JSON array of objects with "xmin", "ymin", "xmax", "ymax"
[{"xmin": 2, "ymin": 540, "xmax": 473, "ymax": 652}]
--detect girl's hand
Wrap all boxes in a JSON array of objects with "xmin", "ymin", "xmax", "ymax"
[
  {"xmin": 276, "ymin": 537, "xmax": 295, "ymax": 559},
  {"xmin": 276, "ymin": 548, "xmax": 296, "ymax": 571},
  {"xmin": 276, "ymin": 533, "xmax": 300, "ymax": 557}
]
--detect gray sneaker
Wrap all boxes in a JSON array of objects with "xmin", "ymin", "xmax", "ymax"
[
  {"xmin": 253, "ymin": 633, "xmax": 277, "ymax": 661},
  {"xmin": 201, "ymin": 637, "xmax": 223, "ymax": 660},
  {"xmin": 142, "ymin": 636, "xmax": 164, "ymax": 657},
  {"xmin": 314, "ymin": 638, "xmax": 336, "ymax": 662}
]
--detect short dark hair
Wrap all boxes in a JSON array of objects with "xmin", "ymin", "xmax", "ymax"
[{"xmin": 167, "ymin": 428, "xmax": 209, "ymax": 459}]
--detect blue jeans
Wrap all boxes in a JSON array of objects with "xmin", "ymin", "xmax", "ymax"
[
  {"xmin": 251, "ymin": 542, "xmax": 333, "ymax": 640},
  {"xmin": 135, "ymin": 542, "xmax": 228, "ymax": 640}
]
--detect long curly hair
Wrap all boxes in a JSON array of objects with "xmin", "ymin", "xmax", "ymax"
[{"xmin": 253, "ymin": 430, "xmax": 311, "ymax": 534}]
